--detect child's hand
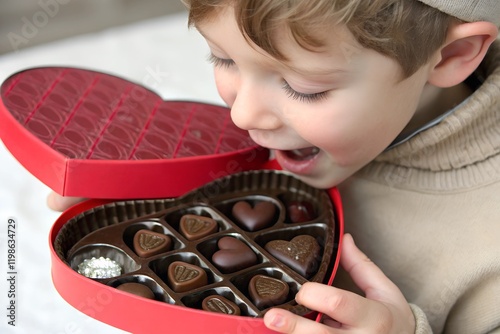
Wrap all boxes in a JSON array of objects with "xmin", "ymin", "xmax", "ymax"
[
  {"xmin": 46, "ymin": 191, "xmax": 85, "ymax": 212},
  {"xmin": 263, "ymin": 234, "xmax": 415, "ymax": 333}
]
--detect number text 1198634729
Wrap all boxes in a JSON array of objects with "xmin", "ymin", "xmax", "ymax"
[{"xmin": 6, "ymin": 218, "xmax": 17, "ymax": 326}]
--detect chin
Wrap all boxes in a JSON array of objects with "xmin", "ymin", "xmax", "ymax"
[{"xmin": 293, "ymin": 173, "xmax": 342, "ymax": 190}]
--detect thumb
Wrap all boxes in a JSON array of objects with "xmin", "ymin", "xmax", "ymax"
[
  {"xmin": 46, "ymin": 192, "xmax": 86, "ymax": 212},
  {"xmin": 340, "ymin": 234, "xmax": 400, "ymax": 301}
]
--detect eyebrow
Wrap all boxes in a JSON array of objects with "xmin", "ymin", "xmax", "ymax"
[
  {"xmin": 198, "ymin": 26, "xmax": 348, "ymax": 77},
  {"xmin": 286, "ymin": 65, "xmax": 348, "ymax": 77}
]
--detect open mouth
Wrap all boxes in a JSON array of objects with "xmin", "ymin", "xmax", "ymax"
[
  {"xmin": 275, "ymin": 147, "xmax": 321, "ymax": 175},
  {"xmin": 282, "ymin": 147, "xmax": 320, "ymax": 161}
]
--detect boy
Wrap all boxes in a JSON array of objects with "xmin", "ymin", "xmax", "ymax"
[{"xmin": 49, "ymin": 0, "xmax": 500, "ymax": 333}]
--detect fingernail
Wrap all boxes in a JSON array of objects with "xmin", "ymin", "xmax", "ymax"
[{"xmin": 270, "ymin": 314, "xmax": 285, "ymax": 328}]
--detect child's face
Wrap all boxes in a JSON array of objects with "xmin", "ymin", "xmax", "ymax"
[{"xmin": 197, "ymin": 8, "xmax": 434, "ymax": 188}]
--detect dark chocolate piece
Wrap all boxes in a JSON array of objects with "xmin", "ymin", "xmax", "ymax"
[
  {"xmin": 180, "ymin": 214, "xmax": 218, "ymax": 240},
  {"xmin": 116, "ymin": 282, "xmax": 155, "ymax": 300},
  {"xmin": 133, "ymin": 229, "xmax": 172, "ymax": 257},
  {"xmin": 248, "ymin": 275, "xmax": 289, "ymax": 309},
  {"xmin": 167, "ymin": 261, "xmax": 207, "ymax": 293},
  {"xmin": 202, "ymin": 295, "xmax": 241, "ymax": 316},
  {"xmin": 287, "ymin": 201, "xmax": 315, "ymax": 223},
  {"xmin": 265, "ymin": 235, "xmax": 320, "ymax": 278},
  {"xmin": 212, "ymin": 236, "xmax": 257, "ymax": 273},
  {"xmin": 232, "ymin": 200, "xmax": 276, "ymax": 231}
]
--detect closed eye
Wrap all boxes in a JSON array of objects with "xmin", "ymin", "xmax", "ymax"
[
  {"xmin": 207, "ymin": 53, "xmax": 235, "ymax": 69},
  {"xmin": 282, "ymin": 81, "xmax": 329, "ymax": 103}
]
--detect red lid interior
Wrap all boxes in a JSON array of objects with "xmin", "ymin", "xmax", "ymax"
[{"xmin": 0, "ymin": 67, "xmax": 269, "ymax": 199}]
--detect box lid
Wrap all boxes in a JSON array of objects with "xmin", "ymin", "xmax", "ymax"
[{"xmin": 0, "ymin": 67, "xmax": 269, "ymax": 199}]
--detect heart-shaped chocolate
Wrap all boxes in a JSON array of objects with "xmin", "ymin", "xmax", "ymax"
[
  {"xmin": 212, "ymin": 236, "xmax": 257, "ymax": 273},
  {"xmin": 265, "ymin": 235, "xmax": 320, "ymax": 278},
  {"xmin": 232, "ymin": 200, "xmax": 276, "ymax": 231},
  {"xmin": 202, "ymin": 295, "xmax": 241, "ymax": 316},
  {"xmin": 179, "ymin": 214, "xmax": 218, "ymax": 241},
  {"xmin": 133, "ymin": 229, "xmax": 172, "ymax": 258},
  {"xmin": 248, "ymin": 275, "xmax": 289, "ymax": 309},
  {"xmin": 288, "ymin": 201, "xmax": 315, "ymax": 223},
  {"xmin": 167, "ymin": 261, "xmax": 207, "ymax": 293}
]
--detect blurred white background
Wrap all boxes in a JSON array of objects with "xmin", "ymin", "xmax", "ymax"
[
  {"xmin": 0, "ymin": 1, "xmax": 223, "ymax": 333},
  {"xmin": 0, "ymin": 0, "xmax": 187, "ymax": 54}
]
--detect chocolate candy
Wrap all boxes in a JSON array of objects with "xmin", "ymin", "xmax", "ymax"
[
  {"xmin": 167, "ymin": 261, "xmax": 207, "ymax": 293},
  {"xmin": 232, "ymin": 200, "xmax": 276, "ymax": 231},
  {"xmin": 202, "ymin": 295, "xmax": 241, "ymax": 316},
  {"xmin": 62, "ymin": 170, "xmax": 338, "ymax": 317},
  {"xmin": 265, "ymin": 235, "xmax": 321, "ymax": 278},
  {"xmin": 117, "ymin": 282, "xmax": 155, "ymax": 300},
  {"xmin": 287, "ymin": 201, "xmax": 315, "ymax": 223},
  {"xmin": 212, "ymin": 236, "xmax": 257, "ymax": 273},
  {"xmin": 133, "ymin": 229, "xmax": 172, "ymax": 257},
  {"xmin": 249, "ymin": 275, "xmax": 289, "ymax": 309},
  {"xmin": 180, "ymin": 214, "xmax": 218, "ymax": 240}
]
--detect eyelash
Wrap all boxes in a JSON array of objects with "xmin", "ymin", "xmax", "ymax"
[
  {"xmin": 208, "ymin": 53, "xmax": 328, "ymax": 103},
  {"xmin": 282, "ymin": 81, "xmax": 329, "ymax": 103},
  {"xmin": 207, "ymin": 54, "xmax": 235, "ymax": 69}
]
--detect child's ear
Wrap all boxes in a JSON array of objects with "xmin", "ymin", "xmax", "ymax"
[{"xmin": 427, "ymin": 21, "xmax": 498, "ymax": 88}]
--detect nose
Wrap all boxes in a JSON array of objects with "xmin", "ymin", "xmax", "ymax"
[{"xmin": 229, "ymin": 81, "xmax": 281, "ymax": 131}]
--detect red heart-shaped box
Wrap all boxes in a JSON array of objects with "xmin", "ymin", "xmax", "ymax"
[
  {"xmin": 0, "ymin": 67, "xmax": 344, "ymax": 333},
  {"xmin": 0, "ymin": 67, "xmax": 269, "ymax": 199}
]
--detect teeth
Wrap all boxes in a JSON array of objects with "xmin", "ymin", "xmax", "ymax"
[
  {"xmin": 287, "ymin": 147, "xmax": 320, "ymax": 160},
  {"xmin": 291, "ymin": 147, "xmax": 319, "ymax": 157}
]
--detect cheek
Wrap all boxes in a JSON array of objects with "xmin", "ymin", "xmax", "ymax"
[
  {"xmin": 291, "ymin": 101, "xmax": 386, "ymax": 166},
  {"xmin": 305, "ymin": 87, "xmax": 419, "ymax": 166},
  {"xmin": 214, "ymin": 70, "xmax": 236, "ymax": 107}
]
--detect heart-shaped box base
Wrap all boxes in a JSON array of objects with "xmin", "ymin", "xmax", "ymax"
[{"xmin": 50, "ymin": 171, "xmax": 344, "ymax": 334}]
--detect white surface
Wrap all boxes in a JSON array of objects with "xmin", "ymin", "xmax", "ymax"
[{"xmin": 0, "ymin": 12, "xmax": 222, "ymax": 334}]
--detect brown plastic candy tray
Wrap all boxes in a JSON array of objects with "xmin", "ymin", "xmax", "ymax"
[{"xmin": 53, "ymin": 170, "xmax": 339, "ymax": 323}]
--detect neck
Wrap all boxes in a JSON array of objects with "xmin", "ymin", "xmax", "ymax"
[{"xmin": 402, "ymin": 82, "xmax": 473, "ymax": 136}]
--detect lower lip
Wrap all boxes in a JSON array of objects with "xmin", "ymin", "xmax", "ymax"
[{"xmin": 275, "ymin": 150, "xmax": 320, "ymax": 175}]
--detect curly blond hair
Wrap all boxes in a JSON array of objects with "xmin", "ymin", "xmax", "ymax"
[{"xmin": 184, "ymin": 0, "xmax": 454, "ymax": 77}]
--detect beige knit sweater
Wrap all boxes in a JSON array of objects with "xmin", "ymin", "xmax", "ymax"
[{"xmin": 335, "ymin": 40, "xmax": 500, "ymax": 333}]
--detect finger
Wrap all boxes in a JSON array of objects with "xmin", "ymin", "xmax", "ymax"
[
  {"xmin": 321, "ymin": 315, "xmax": 342, "ymax": 328},
  {"xmin": 341, "ymin": 234, "xmax": 403, "ymax": 302},
  {"xmin": 295, "ymin": 281, "xmax": 382, "ymax": 327},
  {"xmin": 46, "ymin": 192, "xmax": 85, "ymax": 212},
  {"xmin": 264, "ymin": 308, "xmax": 338, "ymax": 334}
]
